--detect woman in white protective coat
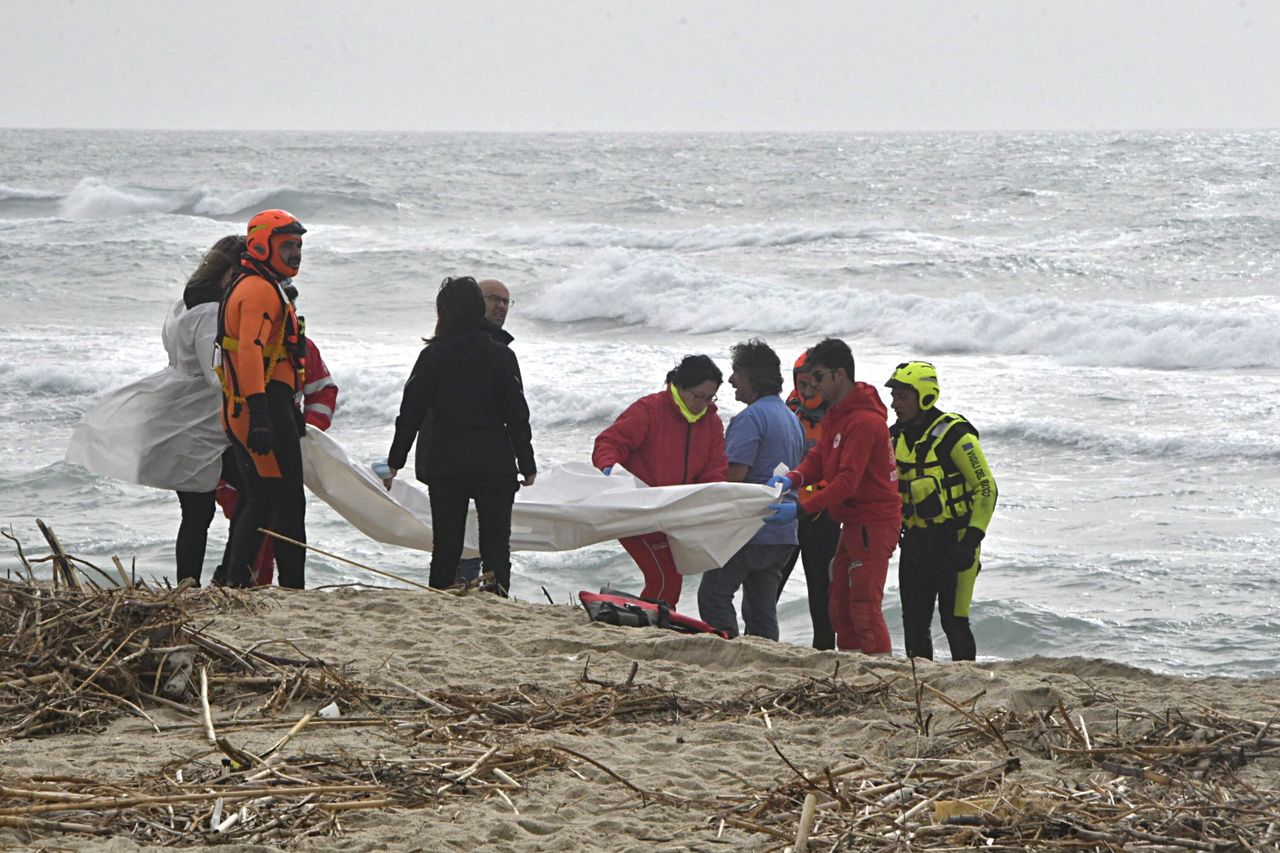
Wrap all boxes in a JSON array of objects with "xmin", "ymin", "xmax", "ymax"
[{"xmin": 66, "ymin": 236, "xmax": 244, "ymax": 584}]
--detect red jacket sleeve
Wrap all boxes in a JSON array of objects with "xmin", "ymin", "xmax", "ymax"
[
  {"xmin": 798, "ymin": 418, "xmax": 877, "ymax": 516},
  {"xmin": 790, "ymin": 443, "xmax": 824, "ymax": 492},
  {"xmin": 693, "ymin": 418, "xmax": 727, "ymax": 483},
  {"xmin": 592, "ymin": 398, "xmax": 651, "ymax": 471},
  {"xmin": 302, "ymin": 339, "xmax": 338, "ymax": 431}
]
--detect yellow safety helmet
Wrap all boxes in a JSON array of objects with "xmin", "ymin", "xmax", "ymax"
[{"xmin": 885, "ymin": 361, "xmax": 940, "ymax": 410}]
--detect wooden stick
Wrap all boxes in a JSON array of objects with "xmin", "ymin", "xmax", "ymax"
[
  {"xmin": 386, "ymin": 677, "xmax": 453, "ymax": 714},
  {"xmin": 0, "ymin": 526, "xmax": 36, "ymax": 580},
  {"xmin": 794, "ymin": 791, "xmax": 818, "ymax": 852},
  {"xmin": 200, "ymin": 667, "xmax": 217, "ymax": 744},
  {"xmin": 257, "ymin": 529, "xmax": 438, "ymax": 592},
  {"xmin": 36, "ymin": 519, "xmax": 79, "ymax": 590},
  {"xmin": 316, "ymin": 798, "xmax": 395, "ymax": 811},
  {"xmin": 0, "ymin": 814, "xmax": 109, "ymax": 834},
  {"xmin": 111, "ymin": 556, "xmax": 133, "ymax": 588},
  {"xmin": 261, "ymin": 711, "xmax": 315, "ymax": 760},
  {"xmin": 0, "ymin": 785, "xmax": 382, "ymax": 816}
]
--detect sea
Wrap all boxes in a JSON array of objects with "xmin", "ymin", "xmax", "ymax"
[{"xmin": 1, "ymin": 128, "xmax": 1277, "ymax": 679}]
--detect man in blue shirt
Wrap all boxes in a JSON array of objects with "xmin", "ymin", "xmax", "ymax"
[{"xmin": 697, "ymin": 339, "xmax": 806, "ymax": 639}]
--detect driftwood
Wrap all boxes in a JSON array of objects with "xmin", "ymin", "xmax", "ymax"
[{"xmin": 4, "ymin": 527, "xmax": 1279, "ymax": 850}]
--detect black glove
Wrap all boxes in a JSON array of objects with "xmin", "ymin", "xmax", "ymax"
[
  {"xmin": 245, "ymin": 393, "xmax": 273, "ymax": 455},
  {"xmin": 293, "ymin": 405, "xmax": 307, "ymax": 437},
  {"xmin": 948, "ymin": 527, "xmax": 984, "ymax": 574}
]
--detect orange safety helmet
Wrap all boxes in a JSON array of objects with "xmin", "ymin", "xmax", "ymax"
[
  {"xmin": 246, "ymin": 209, "xmax": 306, "ymax": 279},
  {"xmin": 791, "ymin": 351, "xmax": 826, "ymax": 410}
]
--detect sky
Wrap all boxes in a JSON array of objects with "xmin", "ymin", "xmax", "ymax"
[{"xmin": 2, "ymin": 0, "xmax": 1277, "ymax": 132}]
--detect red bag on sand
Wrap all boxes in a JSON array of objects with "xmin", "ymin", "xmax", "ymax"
[{"xmin": 580, "ymin": 590, "xmax": 729, "ymax": 639}]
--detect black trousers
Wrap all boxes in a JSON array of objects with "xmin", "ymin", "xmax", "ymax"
[
  {"xmin": 427, "ymin": 474, "xmax": 516, "ymax": 594},
  {"xmin": 776, "ymin": 510, "xmax": 841, "ymax": 650},
  {"xmin": 174, "ymin": 489, "xmax": 215, "ymax": 584},
  {"xmin": 176, "ymin": 448, "xmax": 241, "ymax": 585},
  {"xmin": 225, "ymin": 381, "xmax": 306, "ymax": 588},
  {"xmin": 899, "ymin": 525, "xmax": 976, "ymax": 661}
]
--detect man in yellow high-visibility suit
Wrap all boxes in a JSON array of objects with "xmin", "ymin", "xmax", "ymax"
[{"xmin": 887, "ymin": 361, "xmax": 997, "ymax": 661}]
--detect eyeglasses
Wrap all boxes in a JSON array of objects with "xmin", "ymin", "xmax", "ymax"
[
  {"xmin": 809, "ymin": 369, "xmax": 830, "ymax": 383},
  {"xmin": 485, "ymin": 294, "xmax": 513, "ymax": 307},
  {"xmin": 688, "ymin": 390, "xmax": 718, "ymax": 404}
]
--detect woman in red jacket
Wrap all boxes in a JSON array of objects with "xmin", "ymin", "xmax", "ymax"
[{"xmin": 592, "ymin": 355, "xmax": 728, "ymax": 607}]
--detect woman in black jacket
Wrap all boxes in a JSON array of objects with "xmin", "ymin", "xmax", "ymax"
[{"xmin": 383, "ymin": 277, "xmax": 536, "ymax": 594}]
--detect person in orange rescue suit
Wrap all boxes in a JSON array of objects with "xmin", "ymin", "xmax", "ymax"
[
  {"xmin": 886, "ymin": 361, "xmax": 997, "ymax": 661},
  {"xmin": 774, "ymin": 350, "xmax": 842, "ymax": 650},
  {"xmin": 215, "ymin": 318, "xmax": 337, "ymax": 585},
  {"xmin": 765, "ymin": 338, "xmax": 900, "ymax": 654},
  {"xmin": 592, "ymin": 355, "xmax": 728, "ymax": 608},
  {"xmin": 216, "ymin": 209, "xmax": 309, "ymax": 589}
]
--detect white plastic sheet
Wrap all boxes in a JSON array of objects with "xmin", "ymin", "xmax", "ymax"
[
  {"xmin": 300, "ymin": 430, "xmax": 780, "ymax": 574},
  {"xmin": 65, "ymin": 301, "xmax": 226, "ymax": 493}
]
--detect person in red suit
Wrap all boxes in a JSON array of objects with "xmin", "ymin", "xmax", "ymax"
[
  {"xmin": 592, "ymin": 354, "xmax": 727, "ymax": 608},
  {"xmin": 765, "ymin": 338, "xmax": 901, "ymax": 654}
]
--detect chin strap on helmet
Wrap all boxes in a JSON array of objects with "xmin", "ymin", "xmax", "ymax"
[{"xmin": 885, "ymin": 360, "xmax": 940, "ymax": 410}]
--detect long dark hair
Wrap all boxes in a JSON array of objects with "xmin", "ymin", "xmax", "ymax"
[
  {"xmin": 429, "ymin": 276, "xmax": 486, "ymax": 343},
  {"xmin": 186, "ymin": 235, "xmax": 245, "ymax": 292}
]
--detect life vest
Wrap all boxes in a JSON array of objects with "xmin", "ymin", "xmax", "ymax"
[
  {"xmin": 214, "ymin": 259, "xmax": 306, "ymax": 416},
  {"xmin": 892, "ymin": 411, "xmax": 975, "ymax": 530},
  {"xmin": 580, "ymin": 590, "xmax": 729, "ymax": 639}
]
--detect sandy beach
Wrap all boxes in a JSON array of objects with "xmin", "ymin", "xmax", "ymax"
[{"xmin": 3, "ymin": 580, "xmax": 1279, "ymax": 851}]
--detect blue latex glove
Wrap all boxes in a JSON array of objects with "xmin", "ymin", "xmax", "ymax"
[
  {"xmin": 601, "ymin": 465, "xmax": 613, "ymax": 476},
  {"xmin": 766, "ymin": 473, "xmax": 794, "ymax": 494},
  {"xmin": 763, "ymin": 497, "xmax": 799, "ymax": 525}
]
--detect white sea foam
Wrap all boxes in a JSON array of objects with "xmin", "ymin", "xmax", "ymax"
[
  {"xmin": 188, "ymin": 187, "xmax": 280, "ymax": 217},
  {"xmin": 55, "ymin": 178, "xmax": 285, "ymax": 220},
  {"xmin": 0, "ymin": 185, "xmax": 63, "ymax": 201},
  {"xmin": 527, "ymin": 249, "xmax": 1280, "ymax": 370},
  {"xmin": 986, "ymin": 416, "xmax": 1280, "ymax": 461},
  {"xmin": 490, "ymin": 222, "xmax": 880, "ymax": 252}
]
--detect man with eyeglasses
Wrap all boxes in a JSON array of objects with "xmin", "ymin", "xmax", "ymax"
[
  {"xmin": 479, "ymin": 279, "xmax": 513, "ymax": 335},
  {"xmin": 696, "ymin": 339, "xmax": 805, "ymax": 640},
  {"xmin": 764, "ymin": 338, "xmax": 901, "ymax": 655}
]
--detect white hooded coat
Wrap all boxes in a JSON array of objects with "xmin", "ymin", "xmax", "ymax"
[{"xmin": 66, "ymin": 298, "xmax": 227, "ymax": 493}]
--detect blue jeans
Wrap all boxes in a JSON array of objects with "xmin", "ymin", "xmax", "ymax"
[{"xmin": 697, "ymin": 543, "xmax": 794, "ymax": 640}]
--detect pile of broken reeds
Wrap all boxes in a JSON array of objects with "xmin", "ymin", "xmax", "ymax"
[
  {"xmin": 0, "ymin": 570, "xmax": 353, "ymax": 740},
  {"xmin": 0, "ymin": 743, "xmax": 567, "ymax": 844},
  {"xmin": 6, "ymin": 524, "xmax": 1280, "ymax": 850},
  {"xmin": 635, "ymin": 670, "xmax": 1280, "ymax": 851}
]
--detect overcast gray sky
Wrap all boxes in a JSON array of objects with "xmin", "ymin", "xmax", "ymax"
[{"xmin": 3, "ymin": 0, "xmax": 1276, "ymax": 132}]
